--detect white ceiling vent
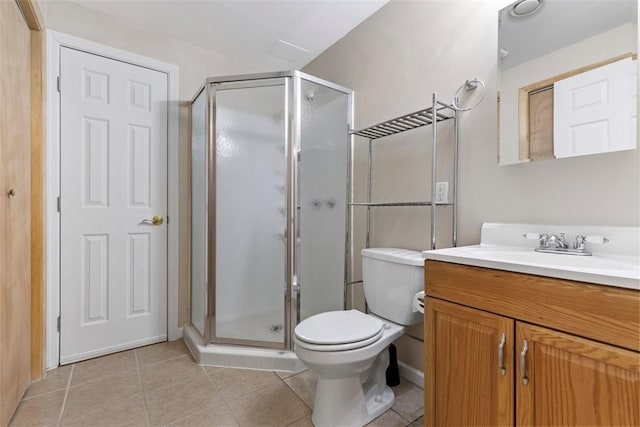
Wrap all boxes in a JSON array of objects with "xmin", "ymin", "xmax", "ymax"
[{"xmin": 267, "ymin": 39, "xmax": 309, "ymax": 63}]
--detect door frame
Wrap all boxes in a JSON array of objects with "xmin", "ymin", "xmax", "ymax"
[
  {"xmin": 12, "ymin": 0, "xmax": 46, "ymax": 381},
  {"xmin": 45, "ymin": 30, "xmax": 180, "ymax": 368}
]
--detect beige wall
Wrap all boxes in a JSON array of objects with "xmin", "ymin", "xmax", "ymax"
[
  {"xmin": 304, "ymin": 0, "xmax": 640, "ymax": 373},
  {"xmin": 38, "ymin": 0, "xmax": 262, "ymax": 327}
]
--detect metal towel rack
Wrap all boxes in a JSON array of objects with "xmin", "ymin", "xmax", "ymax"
[{"xmin": 345, "ymin": 78, "xmax": 484, "ymax": 282}]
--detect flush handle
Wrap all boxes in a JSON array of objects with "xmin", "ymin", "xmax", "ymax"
[{"xmin": 497, "ymin": 332, "xmax": 506, "ymax": 376}]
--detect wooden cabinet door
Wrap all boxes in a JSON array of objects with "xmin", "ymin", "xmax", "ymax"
[
  {"xmin": 426, "ymin": 298, "xmax": 514, "ymax": 426},
  {"xmin": 516, "ymin": 322, "xmax": 640, "ymax": 426},
  {"xmin": 0, "ymin": 1, "xmax": 32, "ymax": 425}
]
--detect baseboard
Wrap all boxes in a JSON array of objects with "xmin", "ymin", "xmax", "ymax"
[
  {"xmin": 398, "ymin": 360, "xmax": 424, "ymax": 389},
  {"xmin": 60, "ymin": 334, "xmax": 167, "ymax": 365}
]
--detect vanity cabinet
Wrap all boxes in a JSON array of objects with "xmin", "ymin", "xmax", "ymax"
[
  {"xmin": 424, "ymin": 260, "xmax": 640, "ymax": 427},
  {"xmin": 516, "ymin": 322, "xmax": 639, "ymax": 426},
  {"xmin": 426, "ymin": 299, "xmax": 514, "ymax": 426}
]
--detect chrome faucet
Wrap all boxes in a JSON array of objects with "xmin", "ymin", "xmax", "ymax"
[
  {"xmin": 546, "ymin": 233, "xmax": 569, "ymax": 249},
  {"xmin": 523, "ymin": 232, "xmax": 609, "ymax": 256}
]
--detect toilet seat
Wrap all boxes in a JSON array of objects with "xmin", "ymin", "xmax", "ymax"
[
  {"xmin": 294, "ymin": 310, "xmax": 385, "ymax": 352},
  {"xmin": 295, "ymin": 328, "xmax": 384, "ymax": 352}
]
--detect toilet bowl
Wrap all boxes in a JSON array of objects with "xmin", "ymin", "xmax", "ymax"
[{"xmin": 293, "ymin": 248, "xmax": 424, "ymax": 427}]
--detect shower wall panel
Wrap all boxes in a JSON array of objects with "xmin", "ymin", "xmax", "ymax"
[
  {"xmin": 190, "ymin": 89, "xmax": 207, "ymax": 336},
  {"xmin": 298, "ymin": 79, "xmax": 349, "ymax": 320}
]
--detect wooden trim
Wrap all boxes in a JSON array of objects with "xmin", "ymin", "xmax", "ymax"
[
  {"xmin": 517, "ymin": 52, "xmax": 636, "ymax": 161},
  {"xmin": 16, "ymin": 0, "xmax": 45, "ymax": 380},
  {"xmin": 528, "ymin": 88, "xmax": 554, "ymax": 161},
  {"xmin": 30, "ymin": 28, "xmax": 45, "ymax": 380},
  {"xmin": 424, "ymin": 298, "xmax": 436, "ymax": 427},
  {"xmin": 517, "ymin": 85, "xmax": 530, "ymax": 160},
  {"xmin": 15, "ymin": 0, "xmax": 42, "ymax": 31},
  {"xmin": 425, "ymin": 260, "xmax": 640, "ymax": 352}
]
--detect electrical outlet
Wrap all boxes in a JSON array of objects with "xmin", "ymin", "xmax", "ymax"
[{"xmin": 435, "ymin": 182, "xmax": 448, "ymax": 203}]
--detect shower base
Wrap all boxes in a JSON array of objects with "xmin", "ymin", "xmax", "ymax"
[
  {"xmin": 183, "ymin": 324, "xmax": 306, "ymax": 373},
  {"xmin": 216, "ymin": 309, "xmax": 286, "ymax": 344}
]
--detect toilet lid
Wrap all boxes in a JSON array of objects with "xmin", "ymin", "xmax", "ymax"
[{"xmin": 294, "ymin": 310, "xmax": 384, "ymax": 345}]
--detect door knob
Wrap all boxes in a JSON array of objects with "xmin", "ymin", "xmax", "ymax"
[{"xmin": 143, "ymin": 215, "xmax": 164, "ymax": 225}]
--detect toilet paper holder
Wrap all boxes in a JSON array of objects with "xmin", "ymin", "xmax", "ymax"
[{"xmin": 412, "ymin": 291, "xmax": 425, "ymax": 314}]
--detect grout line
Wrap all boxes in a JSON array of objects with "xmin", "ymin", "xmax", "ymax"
[
  {"xmin": 57, "ymin": 364, "xmax": 74, "ymax": 426},
  {"xmin": 280, "ymin": 379, "xmax": 312, "ymax": 411},
  {"xmin": 142, "ymin": 367, "xmax": 207, "ymax": 397},
  {"xmin": 202, "ymin": 365, "xmax": 243, "ymax": 427},
  {"xmin": 164, "ymin": 405, "xmax": 217, "ymax": 426},
  {"xmin": 392, "ymin": 408, "xmax": 412, "ymax": 424},
  {"xmin": 134, "ymin": 350, "xmax": 151, "ymax": 427},
  {"xmin": 285, "ymin": 413, "xmax": 311, "ymax": 426},
  {"xmin": 136, "ymin": 352, "xmax": 191, "ymax": 370},
  {"xmin": 21, "ymin": 387, "xmax": 68, "ymax": 402},
  {"xmin": 281, "ymin": 376, "xmax": 314, "ymax": 414},
  {"xmin": 280, "ymin": 370, "xmax": 315, "ymax": 411}
]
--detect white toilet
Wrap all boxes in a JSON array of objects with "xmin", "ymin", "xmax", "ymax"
[{"xmin": 294, "ymin": 248, "xmax": 424, "ymax": 427}]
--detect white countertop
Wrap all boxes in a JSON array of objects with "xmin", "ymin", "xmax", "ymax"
[{"xmin": 422, "ymin": 223, "xmax": 640, "ymax": 291}]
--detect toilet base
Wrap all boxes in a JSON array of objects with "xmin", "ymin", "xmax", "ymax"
[
  {"xmin": 310, "ymin": 347, "xmax": 395, "ymax": 427},
  {"xmin": 311, "ymin": 375, "xmax": 395, "ymax": 427}
]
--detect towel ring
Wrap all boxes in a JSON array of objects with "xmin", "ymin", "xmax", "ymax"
[{"xmin": 452, "ymin": 78, "xmax": 486, "ymax": 111}]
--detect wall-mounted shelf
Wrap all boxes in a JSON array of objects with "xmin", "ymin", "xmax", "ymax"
[{"xmin": 349, "ymin": 102, "xmax": 454, "ymax": 140}]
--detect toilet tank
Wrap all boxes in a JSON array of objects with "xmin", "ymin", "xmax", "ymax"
[{"xmin": 361, "ymin": 248, "xmax": 425, "ymax": 326}]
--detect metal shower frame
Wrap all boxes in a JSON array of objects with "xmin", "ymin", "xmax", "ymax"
[{"xmin": 189, "ymin": 71, "xmax": 354, "ymax": 351}]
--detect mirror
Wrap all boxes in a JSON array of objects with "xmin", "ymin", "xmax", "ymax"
[{"xmin": 498, "ymin": 0, "xmax": 638, "ymax": 165}]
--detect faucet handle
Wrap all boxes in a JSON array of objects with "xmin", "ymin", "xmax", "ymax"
[
  {"xmin": 585, "ymin": 236, "xmax": 610, "ymax": 244},
  {"xmin": 522, "ymin": 232, "xmax": 541, "ymax": 240},
  {"xmin": 523, "ymin": 232, "xmax": 548, "ymax": 248}
]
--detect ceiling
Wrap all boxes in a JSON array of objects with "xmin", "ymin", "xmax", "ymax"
[
  {"xmin": 64, "ymin": 0, "xmax": 389, "ymax": 70},
  {"xmin": 499, "ymin": 0, "xmax": 637, "ymax": 69}
]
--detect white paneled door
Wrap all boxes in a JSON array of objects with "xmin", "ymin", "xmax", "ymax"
[
  {"xmin": 554, "ymin": 57, "xmax": 637, "ymax": 158},
  {"xmin": 59, "ymin": 47, "xmax": 168, "ymax": 364}
]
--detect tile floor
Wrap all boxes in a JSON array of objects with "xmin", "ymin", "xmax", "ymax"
[{"xmin": 10, "ymin": 340, "xmax": 424, "ymax": 427}]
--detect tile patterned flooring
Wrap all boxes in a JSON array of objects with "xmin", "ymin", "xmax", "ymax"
[{"xmin": 10, "ymin": 340, "xmax": 424, "ymax": 427}]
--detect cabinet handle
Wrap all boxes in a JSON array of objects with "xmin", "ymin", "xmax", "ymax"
[
  {"xmin": 520, "ymin": 340, "xmax": 529, "ymax": 385},
  {"xmin": 497, "ymin": 332, "xmax": 506, "ymax": 376}
]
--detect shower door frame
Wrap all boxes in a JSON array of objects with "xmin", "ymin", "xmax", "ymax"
[{"xmin": 191, "ymin": 71, "xmax": 353, "ymax": 351}]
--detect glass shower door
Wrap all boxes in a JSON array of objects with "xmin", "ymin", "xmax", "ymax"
[
  {"xmin": 297, "ymin": 78, "xmax": 350, "ymax": 321},
  {"xmin": 213, "ymin": 78, "xmax": 289, "ymax": 347}
]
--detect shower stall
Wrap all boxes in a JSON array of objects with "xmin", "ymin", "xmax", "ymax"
[{"xmin": 187, "ymin": 71, "xmax": 353, "ymax": 369}]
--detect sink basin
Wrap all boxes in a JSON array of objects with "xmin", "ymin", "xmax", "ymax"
[{"xmin": 422, "ymin": 224, "xmax": 640, "ymax": 290}]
